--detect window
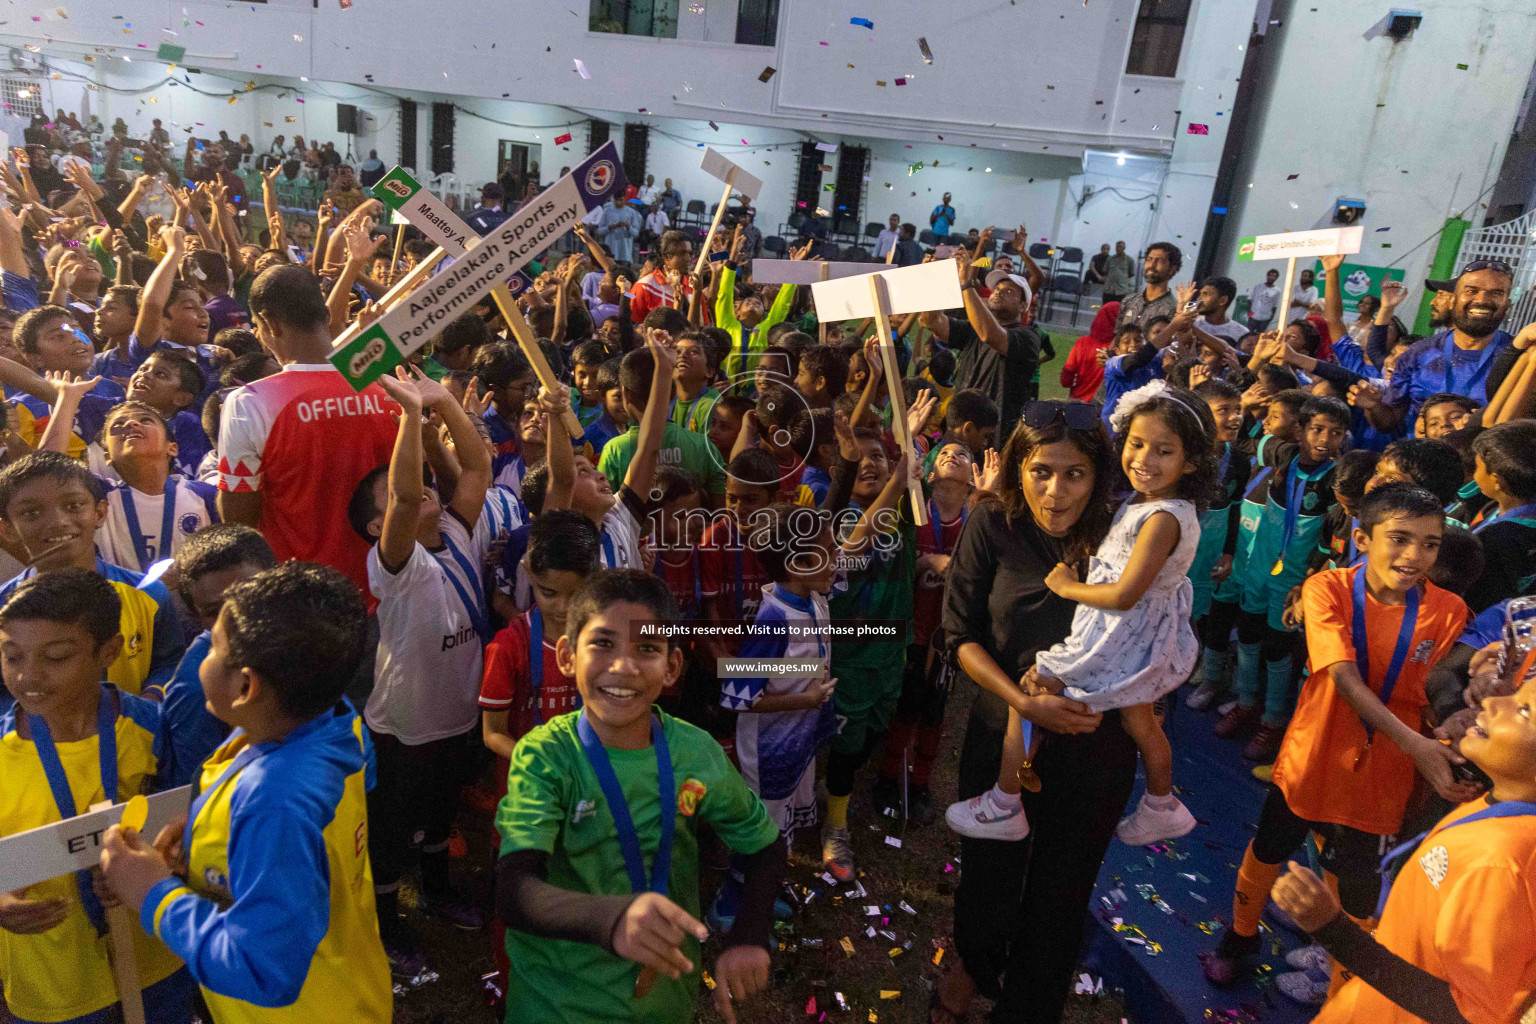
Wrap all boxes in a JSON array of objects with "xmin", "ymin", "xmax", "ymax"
[
  {"xmin": 590, "ymin": 0, "xmax": 678, "ymax": 39},
  {"xmin": 1124, "ymin": 0, "xmax": 1191, "ymax": 78},
  {"xmin": 3, "ymin": 80, "xmax": 41, "ymax": 121},
  {"xmin": 735, "ymin": 0, "xmax": 779, "ymax": 45}
]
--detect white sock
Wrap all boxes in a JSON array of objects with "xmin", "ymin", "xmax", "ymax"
[
  {"xmin": 1143, "ymin": 791, "xmax": 1180, "ymax": 811},
  {"xmin": 985, "ymin": 783, "xmax": 1022, "ymax": 814}
]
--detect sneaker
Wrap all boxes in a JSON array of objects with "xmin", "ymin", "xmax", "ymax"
[
  {"xmin": 822, "ymin": 825, "xmax": 856, "ymax": 881},
  {"xmin": 1186, "ymin": 680, "xmax": 1227, "ymax": 712},
  {"xmin": 384, "ymin": 937, "xmax": 428, "ymax": 979},
  {"xmin": 1284, "ymin": 944, "xmax": 1331, "ymax": 972},
  {"xmin": 418, "ymin": 895, "xmax": 487, "ymax": 932},
  {"xmin": 1243, "ymin": 723, "xmax": 1285, "ymax": 763},
  {"xmin": 944, "ymin": 791, "xmax": 1030, "ymax": 841},
  {"xmin": 1198, "ymin": 929, "xmax": 1261, "ymax": 986},
  {"xmin": 1115, "ymin": 794, "xmax": 1197, "ymax": 846},
  {"xmin": 1276, "ymin": 967, "xmax": 1330, "ymax": 1005},
  {"xmin": 1214, "ymin": 702, "xmax": 1262, "ymax": 739},
  {"xmin": 907, "ymin": 786, "xmax": 938, "ymax": 827}
]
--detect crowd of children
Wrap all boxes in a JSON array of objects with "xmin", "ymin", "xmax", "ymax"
[{"xmin": 0, "ymin": 142, "xmax": 1530, "ymax": 1024}]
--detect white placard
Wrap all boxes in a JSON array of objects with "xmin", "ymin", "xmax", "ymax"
[
  {"xmin": 750, "ymin": 259, "xmax": 875, "ymax": 285},
  {"xmin": 811, "ymin": 259, "xmax": 964, "ymax": 321},
  {"xmin": 0, "ymin": 786, "xmax": 192, "ymax": 892},
  {"xmin": 1238, "ymin": 226, "xmax": 1363, "ymax": 262},
  {"xmin": 699, "ymin": 147, "xmax": 763, "ymax": 201}
]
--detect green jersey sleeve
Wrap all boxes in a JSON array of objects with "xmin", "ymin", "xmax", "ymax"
[
  {"xmin": 694, "ymin": 730, "xmax": 779, "ymax": 856},
  {"xmin": 496, "ymin": 725, "xmax": 573, "ymax": 856}
]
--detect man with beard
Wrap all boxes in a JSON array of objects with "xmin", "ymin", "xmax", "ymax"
[
  {"xmin": 1286, "ymin": 267, "xmax": 1320, "ymax": 324},
  {"xmin": 919, "ymin": 247, "xmax": 1040, "ymax": 433},
  {"xmin": 1353, "ymin": 262, "xmax": 1516, "ymax": 433},
  {"xmin": 1117, "ymin": 241, "xmax": 1181, "ymax": 331},
  {"xmin": 628, "ymin": 229, "xmax": 693, "ymax": 323}
]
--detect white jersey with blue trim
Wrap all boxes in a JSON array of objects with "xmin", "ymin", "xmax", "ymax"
[{"xmin": 95, "ymin": 475, "xmax": 220, "ymax": 572}]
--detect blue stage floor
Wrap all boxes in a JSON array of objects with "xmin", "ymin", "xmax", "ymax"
[{"xmin": 1081, "ymin": 696, "xmax": 1321, "ymax": 1024}]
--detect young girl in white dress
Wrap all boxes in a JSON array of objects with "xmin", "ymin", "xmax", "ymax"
[{"xmin": 946, "ymin": 381, "xmax": 1220, "ymax": 846}]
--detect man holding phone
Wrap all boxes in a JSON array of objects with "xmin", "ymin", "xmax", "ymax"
[{"xmin": 930, "ymin": 193, "xmax": 957, "ymax": 238}]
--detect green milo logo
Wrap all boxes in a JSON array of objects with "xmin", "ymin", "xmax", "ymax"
[
  {"xmin": 332, "ymin": 325, "xmax": 400, "ymax": 389},
  {"xmin": 372, "ymin": 169, "xmax": 420, "ymax": 208}
]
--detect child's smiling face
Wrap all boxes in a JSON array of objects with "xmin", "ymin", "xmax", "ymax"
[
  {"xmin": 557, "ymin": 600, "xmax": 682, "ymax": 733},
  {"xmin": 1461, "ymin": 676, "xmax": 1536, "ymax": 792}
]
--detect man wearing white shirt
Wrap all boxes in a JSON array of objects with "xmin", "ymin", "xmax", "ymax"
[
  {"xmin": 642, "ymin": 204, "xmax": 671, "ymax": 254},
  {"xmin": 1287, "ymin": 267, "xmax": 1319, "ymax": 324},
  {"xmin": 1193, "ymin": 276, "xmax": 1250, "ymax": 345},
  {"xmin": 636, "ymin": 174, "xmax": 661, "ymax": 206},
  {"xmin": 1246, "ymin": 267, "xmax": 1281, "ymax": 331},
  {"xmin": 873, "ymin": 213, "xmax": 900, "ymax": 259}
]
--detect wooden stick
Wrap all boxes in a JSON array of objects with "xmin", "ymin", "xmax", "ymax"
[
  {"xmin": 490, "ymin": 283, "xmax": 585, "ymax": 438},
  {"xmin": 885, "ymin": 237, "xmax": 897, "ymax": 265},
  {"xmin": 387, "ymin": 222, "xmax": 405, "ymax": 287},
  {"xmin": 692, "ymin": 173, "xmax": 737, "ymax": 279},
  {"xmin": 87, "ymin": 800, "xmax": 145, "ymax": 1024},
  {"xmin": 867, "ymin": 275, "xmax": 927, "ymax": 526},
  {"xmin": 1277, "ymin": 255, "xmax": 1298, "ymax": 335},
  {"xmin": 817, "ymin": 261, "xmax": 831, "ymax": 345}
]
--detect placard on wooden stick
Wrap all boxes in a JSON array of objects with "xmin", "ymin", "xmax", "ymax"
[
  {"xmin": 693, "ymin": 148, "xmax": 764, "ymax": 278},
  {"xmin": 1236, "ymin": 226, "xmax": 1363, "ymax": 334}
]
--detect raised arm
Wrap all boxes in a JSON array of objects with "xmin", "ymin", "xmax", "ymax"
[
  {"xmin": 1048, "ymin": 509, "xmax": 1180, "ymax": 612},
  {"xmin": 622, "ymin": 333, "xmax": 679, "ymax": 502},
  {"xmin": 572, "ymin": 223, "xmax": 613, "ymax": 274},
  {"xmin": 135, "ymin": 225, "xmax": 186, "ymax": 344},
  {"xmin": 954, "ymin": 249, "xmax": 1010, "ymax": 355},
  {"xmin": 1320, "ymin": 254, "xmax": 1349, "ymax": 343},
  {"xmin": 372, "ymin": 371, "xmax": 425, "ymax": 571}
]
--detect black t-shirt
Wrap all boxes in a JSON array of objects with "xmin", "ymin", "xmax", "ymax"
[
  {"xmin": 947, "ymin": 315, "xmax": 1040, "ymax": 435},
  {"xmin": 1465, "ymin": 519, "xmax": 1536, "ymax": 613}
]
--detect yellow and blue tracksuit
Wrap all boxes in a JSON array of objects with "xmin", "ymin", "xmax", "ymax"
[
  {"xmin": 157, "ymin": 631, "xmax": 231, "ymax": 788},
  {"xmin": 716, "ymin": 264, "xmax": 797, "ymax": 379},
  {"xmin": 0, "ymin": 559, "xmax": 183, "ymax": 716},
  {"xmin": 0, "ymin": 685, "xmax": 193, "ymax": 1024},
  {"xmin": 142, "ymin": 700, "xmax": 392, "ymax": 1023}
]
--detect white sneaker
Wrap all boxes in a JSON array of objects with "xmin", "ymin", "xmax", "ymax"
[
  {"xmin": 1284, "ymin": 944, "xmax": 1331, "ymax": 972},
  {"xmin": 1115, "ymin": 794, "xmax": 1197, "ymax": 846},
  {"xmin": 944, "ymin": 791, "xmax": 1030, "ymax": 840},
  {"xmin": 1276, "ymin": 967, "xmax": 1330, "ymax": 1005}
]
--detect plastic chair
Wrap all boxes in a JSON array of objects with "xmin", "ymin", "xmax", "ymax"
[
  {"xmin": 919, "ymin": 229, "xmax": 938, "ymax": 246},
  {"xmin": 763, "ymin": 235, "xmax": 788, "ymax": 257},
  {"xmin": 843, "ymin": 245, "xmax": 871, "ymax": 262},
  {"xmin": 1048, "ymin": 272, "xmax": 1085, "ymax": 328},
  {"xmin": 864, "ymin": 221, "xmax": 883, "ymax": 240},
  {"xmin": 684, "ymin": 199, "xmax": 705, "ymax": 228}
]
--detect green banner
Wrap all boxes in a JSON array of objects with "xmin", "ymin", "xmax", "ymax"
[
  {"xmin": 370, "ymin": 166, "xmax": 424, "ymax": 211},
  {"xmin": 1236, "ymin": 236, "xmax": 1256, "ymax": 262},
  {"xmin": 1313, "ymin": 261, "xmax": 1405, "ymax": 315}
]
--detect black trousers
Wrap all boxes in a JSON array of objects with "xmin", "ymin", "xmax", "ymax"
[
  {"xmin": 1250, "ymin": 784, "xmax": 1388, "ymax": 920},
  {"xmin": 366, "ymin": 726, "xmax": 480, "ymax": 893},
  {"xmin": 953, "ymin": 683, "xmax": 1138, "ymax": 1023}
]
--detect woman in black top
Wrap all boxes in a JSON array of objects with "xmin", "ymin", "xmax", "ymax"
[{"xmin": 932, "ymin": 405, "xmax": 1139, "ymax": 1024}]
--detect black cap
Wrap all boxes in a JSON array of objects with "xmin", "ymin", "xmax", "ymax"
[
  {"xmin": 1425, "ymin": 279, "xmax": 1456, "ymax": 292},
  {"xmin": 480, "ymin": 182, "xmax": 504, "ymax": 200}
]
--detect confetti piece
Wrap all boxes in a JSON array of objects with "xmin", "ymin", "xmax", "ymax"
[
  {"xmin": 574, "ymin": 58, "xmax": 591, "ymax": 79},
  {"xmin": 880, "ymin": 990, "xmax": 899, "ymax": 1000},
  {"xmin": 819, "ymin": 40, "xmax": 828, "ymax": 45},
  {"xmin": 884, "ymin": 835, "xmax": 902, "ymax": 848},
  {"xmin": 868, "ymin": 1012, "xmax": 878, "ymax": 1023},
  {"xmin": 932, "ymin": 947, "xmax": 944, "ymax": 965},
  {"xmin": 689, "ymin": 2, "xmax": 704, "ymax": 11},
  {"xmin": 876, "ymin": 80, "xmax": 886, "ymax": 87},
  {"xmin": 815, "ymin": 142, "xmax": 838, "ymax": 153},
  {"xmin": 1376, "ymin": 226, "xmax": 1390, "ymax": 232},
  {"xmin": 850, "ymin": 17, "xmax": 874, "ymax": 28},
  {"xmin": 1187, "ymin": 123, "xmax": 1209, "ymax": 135},
  {"xmin": 899, "ymin": 900, "xmax": 916, "ymax": 915},
  {"xmin": 339, "ymin": 0, "xmax": 352, "ymax": 7},
  {"xmin": 805, "ymin": 996, "xmax": 817, "ymax": 1014},
  {"xmin": 120, "ymin": 795, "xmax": 148, "ymax": 833},
  {"xmin": 1456, "ymin": 63, "xmax": 1468, "ymax": 70},
  {"xmin": 759, "ymin": 66, "xmax": 776, "ymax": 82},
  {"xmin": 228, "ymin": 96, "xmax": 238, "ymax": 105},
  {"xmin": 834, "ymin": 992, "xmax": 849, "ymax": 1011},
  {"xmin": 820, "ymin": 872, "xmax": 837, "ymax": 885},
  {"xmin": 888, "ymin": 946, "xmax": 904, "ymax": 958},
  {"xmin": 839, "ymin": 936, "xmax": 854, "ymax": 957},
  {"xmin": 554, "ymin": 132, "xmax": 572, "ymax": 145},
  {"xmin": 895, "ymin": 77, "xmax": 907, "ymax": 86},
  {"xmin": 701, "ymin": 970, "xmax": 715, "ymax": 991},
  {"xmin": 864, "ymin": 905, "xmax": 881, "ymax": 916}
]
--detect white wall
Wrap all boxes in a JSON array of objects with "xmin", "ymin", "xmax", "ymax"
[
  {"xmin": 1213, "ymin": 0, "xmax": 1536, "ymax": 306},
  {"xmin": 0, "ymin": 0, "xmax": 1195, "ymax": 159}
]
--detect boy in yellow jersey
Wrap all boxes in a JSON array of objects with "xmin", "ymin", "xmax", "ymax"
[
  {"xmin": 716, "ymin": 225, "xmax": 798, "ymax": 379},
  {"xmin": 0, "ymin": 570, "xmax": 194, "ymax": 1023},
  {"xmin": 0, "ymin": 452, "xmax": 184, "ymax": 712},
  {"xmin": 100, "ymin": 562, "xmax": 392, "ymax": 1023}
]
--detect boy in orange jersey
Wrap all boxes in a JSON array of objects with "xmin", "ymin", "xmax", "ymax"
[{"xmin": 1201, "ymin": 483, "xmax": 1483, "ymax": 998}]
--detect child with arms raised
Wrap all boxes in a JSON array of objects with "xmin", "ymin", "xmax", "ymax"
[{"xmin": 946, "ymin": 383, "xmax": 1216, "ymax": 846}]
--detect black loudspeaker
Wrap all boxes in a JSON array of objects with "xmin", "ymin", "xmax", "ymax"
[
  {"xmin": 833, "ymin": 146, "xmax": 868, "ymax": 221},
  {"xmin": 398, "ymin": 99, "xmax": 417, "ymax": 169},
  {"xmin": 794, "ymin": 142, "xmax": 821, "ymax": 213},
  {"xmin": 588, "ymin": 119, "xmax": 611, "ymax": 154},
  {"xmin": 430, "ymin": 102, "xmax": 454, "ymax": 176},
  {"xmin": 622, "ymin": 124, "xmax": 649, "ymax": 191},
  {"xmin": 337, "ymin": 104, "xmax": 358, "ymax": 134}
]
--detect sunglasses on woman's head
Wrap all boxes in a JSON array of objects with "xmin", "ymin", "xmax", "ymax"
[{"xmin": 1021, "ymin": 400, "xmax": 1099, "ymax": 431}]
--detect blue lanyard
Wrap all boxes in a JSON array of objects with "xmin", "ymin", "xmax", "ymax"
[
  {"xmin": 1217, "ymin": 442, "xmax": 1232, "ymax": 489},
  {"xmin": 1441, "ymin": 335, "xmax": 1500, "ymax": 400},
  {"xmin": 1349, "ymin": 565, "xmax": 1419, "ymax": 763},
  {"xmin": 1343, "ymin": 516, "xmax": 1362, "ymax": 567},
  {"xmin": 529, "ymin": 607, "xmax": 544, "ymax": 724},
  {"xmin": 928, "ymin": 500, "xmax": 968, "ymax": 555},
  {"xmin": 1376, "ymin": 799, "xmax": 1536, "ymax": 918},
  {"xmin": 440, "ymin": 534, "xmax": 489, "ymax": 645},
  {"xmin": 1475, "ymin": 502, "xmax": 1536, "ymax": 534},
  {"xmin": 601, "ymin": 530, "xmax": 617, "ymax": 569},
  {"xmin": 29, "ymin": 685, "xmax": 118, "ymax": 934},
  {"xmin": 574, "ymin": 710, "xmax": 674, "ymax": 896},
  {"xmin": 118, "ymin": 478, "xmax": 177, "ymax": 570},
  {"xmin": 1275, "ymin": 458, "xmax": 1334, "ymax": 570}
]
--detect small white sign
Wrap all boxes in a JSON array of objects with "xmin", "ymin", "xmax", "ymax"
[
  {"xmin": 750, "ymin": 259, "xmax": 873, "ymax": 285},
  {"xmin": 1240, "ymin": 226, "xmax": 1363, "ymax": 262},
  {"xmin": 0, "ymin": 786, "xmax": 192, "ymax": 892},
  {"xmin": 811, "ymin": 259, "xmax": 963, "ymax": 321},
  {"xmin": 699, "ymin": 147, "xmax": 763, "ymax": 201}
]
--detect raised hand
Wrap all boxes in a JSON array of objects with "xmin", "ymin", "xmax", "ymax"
[
  {"xmin": 790, "ymin": 239, "xmax": 816, "ymax": 261},
  {"xmin": 44, "ymin": 372, "xmax": 101, "ymax": 403},
  {"xmin": 158, "ymin": 224, "xmax": 187, "ymax": 253},
  {"xmin": 1347, "ymin": 379, "xmax": 1382, "ymax": 411},
  {"xmin": 1319, "ymin": 253, "xmax": 1345, "ymax": 273},
  {"xmin": 1174, "ymin": 280, "xmax": 1197, "ymax": 307},
  {"xmin": 461, "ymin": 375, "xmax": 494, "ymax": 417},
  {"xmin": 971, "ymin": 447, "xmax": 1002, "ymax": 493},
  {"xmin": 1378, "ymin": 279, "xmax": 1407, "ymax": 312},
  {"xmin": 832, "ymin": 408, "xmax": 862, "ymax": 463}
]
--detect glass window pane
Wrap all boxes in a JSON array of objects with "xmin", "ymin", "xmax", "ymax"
[
  {"xmin": 1125, "ymin": 0, "xmax": 1191, "ymax": 77},
  {"xmin": 736, "ymin": 0, "xmax": 780, "ymax": 46}
]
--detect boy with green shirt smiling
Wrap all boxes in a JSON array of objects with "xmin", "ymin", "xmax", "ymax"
[{"xmin": 494, "ymin": 570, "xmax": 785, "ymax": 1024}]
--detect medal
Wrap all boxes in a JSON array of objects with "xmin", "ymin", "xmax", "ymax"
[{"xmin": 1016, "ymin": 716, "xmax": 1042, "ymax": 792}]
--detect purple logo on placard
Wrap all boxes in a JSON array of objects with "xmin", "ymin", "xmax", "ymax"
[
  {"xmin": 585, "ymin": 160, "xmax": 616, "ymax": 195},
  {"xmin": 506, "ymin": 271, "xmax": 533, "ymax": 296}
]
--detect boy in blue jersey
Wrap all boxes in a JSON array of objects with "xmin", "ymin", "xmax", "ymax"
[
  {"xmin": 0, "ymin": 453, "xmax": 184, "ymax": 710},
  {"xmin": 2, "ymin": 305, "xmax": 125, "ymax": 456},
  {"xmin": 100, "ymin": 562, "xmax": 393, "ymax": 1023},
  {"xmin": 0, "ymin": 570, "xmax": 195, "ymax": 1024},
  {"xmin": 471, "ymin": 341, "xmax": 537, "ymax": 486},
  {"xmin": 494, "ymin": 569, "xmax": 786, "ymax": 1024},
  {"xmin": 159, "ymin": 525, "xmax": 278, "ymax": 788}
]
